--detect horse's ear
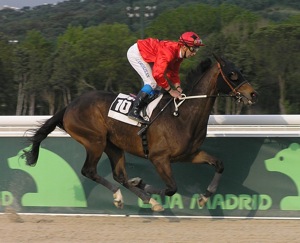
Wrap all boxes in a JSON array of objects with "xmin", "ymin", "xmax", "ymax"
[{"xmin": 212, "ymin": 53, "xmax": 226, "ymax": 66}]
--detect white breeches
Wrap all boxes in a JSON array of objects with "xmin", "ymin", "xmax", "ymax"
[{"xmin": 127, "ymin": 43, "xmax": 159, "ymax": 90}]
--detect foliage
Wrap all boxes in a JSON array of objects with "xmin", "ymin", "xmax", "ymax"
[
  {"xmin": 0, "ymin": 40, "xmax": 16, "ymax": 115},
  {"xmin": 0, "ymin": 1, "xmax": 299, "ymax": 114},
  {"xmin": 249, "ymin": 23, "xmax": 300, "ymax": 114}
]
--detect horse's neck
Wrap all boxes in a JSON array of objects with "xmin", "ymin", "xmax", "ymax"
[
  {"xmin": 189, "ymin": 63, "xmax": 219, "ymax": 110},
  {"xmin": 183, "ymin": 64, "xmax": 219, "ymax": 135},
  {"xmin": 196, "ymin": 63, "xmax": 219, "ymax": 97}
]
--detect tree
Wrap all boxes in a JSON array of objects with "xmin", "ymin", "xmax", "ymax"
[
  {"xmin": 0, "ymin": 39, "xmax": 17, "ymax": 115},
  {"xmin": 73, "ymin": 23, "xmax": 139, "ymax": 93},
  {"xmin": 49, "ymin": 26, "xmax": 85, "ymax": 113},
  {"xmin": 249, "ymin": 24, "xmax": 300, "ymax": 114},
  {"xmin": 14, "ymin": 30, "xmax": 53, "ymax": 115},
  {"xmin": 0, "ymin": 1, "xmax": 299, "ymax": 115},
  {"xmin": 206, "ymin": 5, "xmax": 267, "ymax": 114}
]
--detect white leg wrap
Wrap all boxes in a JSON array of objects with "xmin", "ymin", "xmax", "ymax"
[{"xmin": 207, "ymin": 172, "xmax": 222, "ymax": 193}]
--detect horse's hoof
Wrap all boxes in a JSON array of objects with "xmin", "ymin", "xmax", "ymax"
[
  {"xmin": 113, "ymin": 189, "xmax": 124, "ymax": 209},
  {"xmin": 113, "ymin": 199, "xmax": 124, "ymax": 209},
  {"xmin": 152, "ymin": 204, "xmax": 164, "ymax": 212},
  {"xmin": 128, "ymin": 177, "xmax": 142, "ymax": 187},
  {"xmin": 149, "ymin": 198, "xmax": 164, "ymax": 212},
  {"xmin": 198, "ymin": 194, "xmax": 208, "ymax": 208}
]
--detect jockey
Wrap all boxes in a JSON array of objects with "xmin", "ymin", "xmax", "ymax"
[{"xmin": 127, "ymin": 31, "xmax": 205, "ymax": 124}]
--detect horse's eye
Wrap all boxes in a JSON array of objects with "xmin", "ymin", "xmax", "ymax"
[{"xmin": 229, "ymin": 72, "xmax": 238, "ymax": 81}]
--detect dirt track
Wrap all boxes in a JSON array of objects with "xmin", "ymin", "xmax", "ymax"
[{"xmin": 1, "ymin": 212, "xmax": 300, "ymax": 243}]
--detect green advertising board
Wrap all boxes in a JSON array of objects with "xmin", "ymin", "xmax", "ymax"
[{"xmin": 1, "ymin": 136, "xmax": 300, "ymax": 218}]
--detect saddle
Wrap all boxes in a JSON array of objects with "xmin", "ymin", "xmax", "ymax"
[{"xmin": 108, "ymin": 93, "xmax": 163, "ymax": 127}]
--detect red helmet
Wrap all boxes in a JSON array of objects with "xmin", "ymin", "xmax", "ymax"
[{"xmin": 179, "ymin": 31, "xmax": 205, "ymax": 47}]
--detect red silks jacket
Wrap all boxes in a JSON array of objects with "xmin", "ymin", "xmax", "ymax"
[{"xmin": 137, "ymin": 38, "xmax": 183, "ymax": 89}]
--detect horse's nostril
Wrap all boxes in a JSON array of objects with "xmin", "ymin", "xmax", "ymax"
[{"xmin": 251, "ymin": 92, "xmax": 258, "ymax": 102}]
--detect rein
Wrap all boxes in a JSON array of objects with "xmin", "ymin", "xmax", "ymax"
[
  {"xmin": 173, "ymin": 63, "xmax": 235, "ymax": 114},
  {"xmin": 217, "ymin": 62, "xmax": 239, "ymax": 94},
  {"xmin": 173, "ymin": 62, "xmax": 251, "ymax": 113},
  {"xmin": 173, "ymin": 93, "xmax": 234, "ymax": 116}
]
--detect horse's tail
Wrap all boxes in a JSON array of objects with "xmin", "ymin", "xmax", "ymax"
[{"xmin": 23, "ymin": 107, "xmax": 67, "ymax": 166}]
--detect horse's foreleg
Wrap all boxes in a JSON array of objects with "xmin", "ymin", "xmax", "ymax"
[
  {"xmin": 199, "ymin": 172, "xmax": 223, "ymax": 207},
  {"xmin": 190, "ymin": 150, "xmax": 224, "ymax": 207},
  {"xmin": 125, "ymin": 183, "xmax": 164, "ymax": 212},
  {"xmin": 128, "ymin": 177, "xmax": 165, "ymax": 195},
  {"xmin": 128, "ymin": 158, "xmax": 178, "ymax": 197}
]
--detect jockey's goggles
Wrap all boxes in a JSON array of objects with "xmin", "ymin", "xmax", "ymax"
[
  {"xmin": 186, "ymin": 45, "xmax": 199, "ymax": 53},
  {"xmin": 181, "ymin": 38, "xmax": 200, "ymax": 53}
]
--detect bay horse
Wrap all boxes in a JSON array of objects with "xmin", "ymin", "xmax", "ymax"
[{"xmin": 23, "ymin": 54, "xmax": 258, "ymax": 212}]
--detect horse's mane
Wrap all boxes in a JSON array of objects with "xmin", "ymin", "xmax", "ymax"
[{"xmin": 184, "ymin": 58, "xmax": 213, "ymax": 91}]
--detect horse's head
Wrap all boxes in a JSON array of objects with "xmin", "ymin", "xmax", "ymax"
[{"xmin": 213, "ymin": 54, "xmax": 258, "ymax": 105}]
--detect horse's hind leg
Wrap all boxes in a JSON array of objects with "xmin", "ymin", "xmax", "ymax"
[
  {"xmin": 63, "ymin": 108, "xmax": 124, "ymax": 209},
  {"xmin": 81, "ymin": 142, "xmax": 123, "ymax": 208},
  {"xmin": 105, "ymin": 141, "xmax": 164, "ymax": 212}
]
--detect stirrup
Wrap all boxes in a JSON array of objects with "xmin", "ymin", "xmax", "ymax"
[{"xmin": 128, "ymin": 114, "xmax": 149, "ymax": 125}]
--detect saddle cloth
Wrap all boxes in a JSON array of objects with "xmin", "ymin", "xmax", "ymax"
[{"xmin": 108, "ymin": 93, "xmax": 163, "ymax": 127}]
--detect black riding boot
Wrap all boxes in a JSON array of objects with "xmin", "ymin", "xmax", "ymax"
[{"xmin": 128, "ymin": 91, "xmax": 150, "ymax": 124}]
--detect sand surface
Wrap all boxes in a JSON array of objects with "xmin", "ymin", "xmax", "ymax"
[{"xmin": 1, "ymin": 211, "xmax": 300, "ymax": 243}]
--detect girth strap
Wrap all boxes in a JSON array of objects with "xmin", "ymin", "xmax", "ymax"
[{"xmin": 140, "ymin": 125, "xmax": 149, "ymax": 159}]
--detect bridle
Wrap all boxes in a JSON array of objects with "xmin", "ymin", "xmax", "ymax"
[
  {"xmin": 217, "ymin": 62, "xmax": 249, "ymax": 102},
  {"xmin": 172, "ymin": 61, "xmax": 252, "ymax": 114}
]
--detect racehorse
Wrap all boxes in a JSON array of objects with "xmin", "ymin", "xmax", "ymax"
[{"xmin": 23, "ymin": 54, "xmax": 258, "ymax": 212}]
